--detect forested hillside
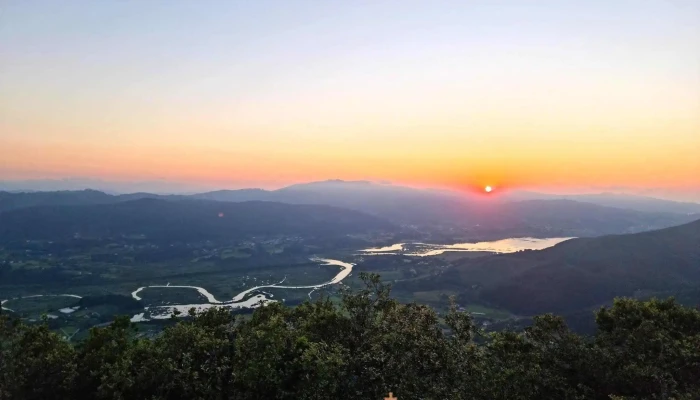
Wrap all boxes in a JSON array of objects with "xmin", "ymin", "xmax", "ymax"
[
  {"xmin": 0, "ymin": 199, "xmax": 393, "ymax": 241},
  {"xmin": 438, "ymin": 219, "xmax": 700, "ymax": 315},
  {"xmin": 2, "ymin": 274, "xmax": 699, "ymax": 400}
]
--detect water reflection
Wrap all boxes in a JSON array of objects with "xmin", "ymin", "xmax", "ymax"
[{"xmin": 360, "ymin": 237, "xmax": 574, "ymax": 257}]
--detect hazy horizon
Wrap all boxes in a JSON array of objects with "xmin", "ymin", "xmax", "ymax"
[
  {"xmin": 2, "ymin": 1, "xmax": 699, "ymax": 199},
  {"xmin": 2, "ymin": 176, "xmax": 700, "ymax": 203}
]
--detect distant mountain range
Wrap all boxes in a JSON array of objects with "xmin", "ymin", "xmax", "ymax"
[
  {"xmin": 0, "ymin": 178, "xmax": 210, "ymax": 194},
  {"xmin": 435, "ymin": 218, "xmax": 700, "ymax": 316},
  {"xmin": 1, "ymin": 180, "xmax": 698, "ymax": 238},
  {"xmin": 191, "ymin": 180, "xmax": 475, "ymax": 226}
]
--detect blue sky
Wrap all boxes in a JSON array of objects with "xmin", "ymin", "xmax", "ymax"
[{"xmin": 1, "ymin": 0, "xmax": 699, "ymax": 199}]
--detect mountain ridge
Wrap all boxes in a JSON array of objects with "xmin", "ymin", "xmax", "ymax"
[{"xmin": 2, "ymin": 182, "xmax": 698, "ymax": 237}]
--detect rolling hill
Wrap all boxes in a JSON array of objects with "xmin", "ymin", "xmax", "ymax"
[
  {"xmin": 437, "ymin": 218, "xmax": 700, "ymax": 315},
  {"xmin": 0, "ymin": 198, "xmax": 394, "ymax": 242}
]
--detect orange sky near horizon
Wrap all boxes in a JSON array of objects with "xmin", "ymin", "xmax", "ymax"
[
  {"xmin": 1, "ymin": 1, "xmax": 699, "ymax": 198},
  {"xmin": 3, "ymin": 121, "xmax": 698, "ymax": 196}
]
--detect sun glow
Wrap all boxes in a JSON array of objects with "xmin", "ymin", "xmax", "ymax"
[{"xmin": 485, "ymin": 186, "xmax": 493, "ymax": 193}]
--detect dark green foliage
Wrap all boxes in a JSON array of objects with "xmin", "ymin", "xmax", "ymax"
[
  {"xmin": 593, "ymin": 298, "xmax": 700, "ymax": 398},
  {"xmin": 0, "ymin": 317, "xmax": 77, "ymax": 400},
  {"xmin": 2, "ymin": 276, "xmax": 700, "ymax": 400}
]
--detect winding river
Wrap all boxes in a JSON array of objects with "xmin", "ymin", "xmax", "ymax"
[
  {"xmin": 2, "ymin": 258, "xmax": 353, "ymax": 322},
  {"xmin": 1, "ymin": 294, "xmax": 83, "ymax": 314},
  {"xmin": 129, "ymin": 258, "xmax": 354, "ymax": 321},
  {"xmin": 2, "ymin": 237, "xmax": 569, "ymax": 322}
]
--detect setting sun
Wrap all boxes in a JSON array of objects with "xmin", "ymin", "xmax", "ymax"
[{"xmin": 485, "ymin": 186, "xmax": 493, "ymax": 193}]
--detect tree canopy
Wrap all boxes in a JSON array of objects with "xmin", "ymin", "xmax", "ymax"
[{"xmin": 2, "ymin": 274, "xmax": 699, "ymax": 400}]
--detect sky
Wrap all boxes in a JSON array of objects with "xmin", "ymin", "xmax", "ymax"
[{"xmin": 1, "ymin": 0, "xmax": 699, "ymax": 199}]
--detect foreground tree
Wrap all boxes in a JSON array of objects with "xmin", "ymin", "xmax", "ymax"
[
  {"xmin": 2, "ymin": 277, "xmax": 700, "ymax": 400},
  {"xmin": 0, "ymin": 316, "xmax": 77, "ymax": 400},
  {"xmin": 593, "ymin": 298, "xmax": 700, "ymax": 399}
]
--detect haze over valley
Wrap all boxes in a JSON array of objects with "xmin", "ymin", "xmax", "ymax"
[{"xmin": 2, "ymin": 180, "xmax": 699, "ymax": 338}]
